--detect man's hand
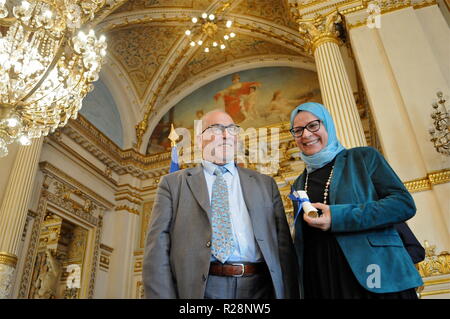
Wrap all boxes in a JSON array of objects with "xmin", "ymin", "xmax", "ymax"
[{"xmin": 303, "ymin": 203, "xmax": 331, "ymax": 231}]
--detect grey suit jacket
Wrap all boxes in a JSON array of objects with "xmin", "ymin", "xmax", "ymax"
[{"xmin": 142, "ymin": 165, "xmax": 299, "ymax": 299}]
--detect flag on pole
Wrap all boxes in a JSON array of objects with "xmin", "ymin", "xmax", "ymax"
[
  {"xmin": 169, "ymin": 144, "xmax": 179, "ymax": 173},
  {"xmin": 168, "ymin": 124, "xmax": 180, "ymax": 173}
]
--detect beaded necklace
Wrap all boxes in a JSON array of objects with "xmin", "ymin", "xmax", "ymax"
[{"xmin": 305, "ymin": 166, "xmax": 334, "ymax": 205}]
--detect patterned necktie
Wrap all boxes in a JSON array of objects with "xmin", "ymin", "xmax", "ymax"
[{"xmin": 211, "ymin": 166, "xmax": 235, "ymax": 263}]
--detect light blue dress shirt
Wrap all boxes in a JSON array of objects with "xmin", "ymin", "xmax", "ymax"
[{"xmin": 202, "ymin": 160, "xmax": 263, "ymax": 263}]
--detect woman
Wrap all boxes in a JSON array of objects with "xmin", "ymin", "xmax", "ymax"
[{"xmin": 289, "ymin": 102, "xmax": 423, "ymax": 299}]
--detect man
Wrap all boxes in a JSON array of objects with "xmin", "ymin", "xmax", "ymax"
[{"xmin": 143, "ymin": 110, "xmax": 299, "ymax": 299}]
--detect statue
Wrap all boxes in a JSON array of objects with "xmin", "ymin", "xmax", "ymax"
[{"xmin": 34, "ymin": 250, "xmax": 61, "ymax": 299}]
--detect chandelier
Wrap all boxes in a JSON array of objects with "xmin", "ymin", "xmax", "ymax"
[
  {"xmin": 429, "ymin": 91, "xmax": 449, "ymax": 156},
  {"xmin": 0, "ymin": 0, "xmax": 107, "ymax": 157},
  {"xmin": 185, "ymin": 12, "xmax": 236, "ymax": 53}
]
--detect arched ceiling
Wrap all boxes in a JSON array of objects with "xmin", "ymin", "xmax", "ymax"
[{"xmin": 94, "ymin": 0, "xmax": 311, "ymax": 151}]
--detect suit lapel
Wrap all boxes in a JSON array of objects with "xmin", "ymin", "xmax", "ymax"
[
  {"xmin": 186, "ymin": 165, "xmax": 212, "ymax": 221},
  {"xmin": 329, "ymin": 150, "xmax": 347, "ymax": 205}
]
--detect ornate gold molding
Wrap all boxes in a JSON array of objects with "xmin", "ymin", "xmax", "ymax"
[
  {"xmin": 88, "ymin": 0, "xmax": 129, "ymax": 28},
  {"xmin": 404, "ymin": 177, "xmax": 432, "ymax": 193},
  {"xmin": 62, "ymin": 115, "xmax": 172, "ymax": 174},
  {"xmin": 115, "ymin": 205, "xmax": 140, "ymax": 215},
  {"xmin": 99, "ymin": 244, "xmax": 113, "ymax": 271},
  {"xmin": 297, "ymin": 11, "xmax": 342, "ymax": 55},
  {"xmin": 100, "ymin": 243, "xmax": 114, "ymax": 253},
  {"xmin": 289, "ymin": 0, "xmax": 437, "ymax": 30},
  {"xmin": 115, "ymin": 196, "xmax": 142, "ymax": 206},
  {"xmin": 416, "ymin": 241, "xmax": 450, "ymax": 277},
  {"xmin": 134, "ymin": 259, "xmax": 143, "ymax": 273},
  {"xmin": 233, "ymin": 22, "xmax": 307, "ymax": 52},
  {"xmin": 345, "ymin": 0, "xmax": 437, "ymax": 30},
  {"xmin": 39, "ymin": 161, "xmax": 114, "ymax": 210},
  {"xmin": 140, "ymin": 201, "xmax": 154, "ymax": 248},
  {"xmin": 419, "ymin": 288, "xmax": 450, "ymax": 297},
  {"xmin": 302, "ymin": 0, "xmax": 362, "ymax": 18},
  {"xmin": 88, "ymin": 215, "xmax": 103, "ymax": 298},
  {"xmin": 291, "ymin": 0, "xmax": 436, "ymax": 17},
  {"xmin": 0, "ymin": 252, "xmax": 18, "ymax": 268},
  {"xmin": 404, "ymin": 168, "xmax": 450, "ymax": 193},
  {"xmin": 136, "ymin": 280, "xmax": 144, "ymax": 299},
  {"xmin": 423, "ymin": 277, "xmax": 450, "ymax": 286},
  {"xmin": 428, "ymin": 169, "xmax": 450, "ymax": 185}
]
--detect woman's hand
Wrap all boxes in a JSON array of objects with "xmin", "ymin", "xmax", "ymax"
[{"xmin": 303, "ymin": 203, "xmax": 331, "ymax": 231}]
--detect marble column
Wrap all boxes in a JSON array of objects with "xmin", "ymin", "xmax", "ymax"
[
  {"xmin": 0, "ymin": 138, "xmax": 43, "ymax": 298},
  {"xmin": 346, "ymin": 5, "xmax": 450, "ymax": 250},
  {"xmin": 298, "ymin": 11, "xmax": 366, "ymax": 148}
]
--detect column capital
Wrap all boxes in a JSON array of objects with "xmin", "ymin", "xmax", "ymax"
[
  {"xmin": 297, "ymin": 11, "xmax": 342, "ymax": 54},
  {"xmin": 0, "ymin": 251, "xmax": 18, "ymax": 268}
]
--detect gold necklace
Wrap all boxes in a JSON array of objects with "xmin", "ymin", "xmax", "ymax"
[{"xmin": 305, "ymin": 166, "xmax": 334, "ymax": 205}]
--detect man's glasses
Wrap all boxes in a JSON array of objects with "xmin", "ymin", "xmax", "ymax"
[
  {"xmin": 290, "ymin": 120, "xmax": 321, "ymax": 138},
  {"xmin": 202, "ymin": 124, "xmax": 241, "ymax": 136}
]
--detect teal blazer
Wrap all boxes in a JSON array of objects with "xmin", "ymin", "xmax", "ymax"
[{"xmin": 293, "ymin": 147, "xmax": 423, "ymax": 294}]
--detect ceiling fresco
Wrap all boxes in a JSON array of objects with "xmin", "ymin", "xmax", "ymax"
[{"xmin": 88, "ymin": 0, "xmax": 310, "ymax": 149}]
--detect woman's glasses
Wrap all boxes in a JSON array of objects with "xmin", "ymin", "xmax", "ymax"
[{"xmin": 290, "ymin": 120, "xmax": 321, "ymax": 138}]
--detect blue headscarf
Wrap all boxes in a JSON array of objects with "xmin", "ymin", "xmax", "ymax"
[{"xmin": 290, "ymin": 102, "xmax": 345, "ymax": 173}]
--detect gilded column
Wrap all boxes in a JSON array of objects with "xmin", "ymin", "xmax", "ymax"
[
  {"xmin": 298, "ymin": 12, "xmax": 366, "ymax": 148},
  {"xmin": 0, "ymin": 138, "xmax": 43, "ymax": 298}
]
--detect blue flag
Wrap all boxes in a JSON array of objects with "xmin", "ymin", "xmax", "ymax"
[{"xmin": 169, "ymin": 145, "xmax": 180, "ymax": 173}]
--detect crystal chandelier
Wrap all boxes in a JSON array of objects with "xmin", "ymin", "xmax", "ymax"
[
  {"xmin": 0, "ymin": 0, "xmax": 107, "ymax": 157},
  {"xmin": 185, "ymin": 12, "xmax": 236, "ymax": 53},
  {"xmin": 429, "ymin": 91, "xmax": 449, "ymax": 156}
]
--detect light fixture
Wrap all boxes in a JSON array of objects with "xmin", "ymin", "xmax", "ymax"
[
  {"xmin": 428, "ymin": 91, "xmax": 449, "ymax": 156},
  {"xmin": 0, "ymin": 0, "xmax": 107, "ymax": 157},
  {"xmin": 184, "ymin": 12, "xmax": 236, "ymax": 53}
]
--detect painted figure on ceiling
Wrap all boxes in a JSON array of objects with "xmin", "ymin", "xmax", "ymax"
[{"xmin": 214, "ymin": 73, "xmax": 261, "ymax": 123}]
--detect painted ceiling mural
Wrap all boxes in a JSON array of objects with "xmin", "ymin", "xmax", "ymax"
[
  {"xmin": 231, "ymin": 0, "xmax": 297, "ymax": 29},
  {"xmin": 115, "ymin": 0, "xmax": 213, "ymax": 13},
  {"xmin": 146, "ymin": 66, "xmax": 322, "ymax": 155},
  {"xmin": 88, "ymin": 0, "xmax": 310, "ymax": 150},
  {"xmin": 109, "ymin": 25, "xmax": 186, "ymax": 99},
  {"xmin": 169, "ymin": 34, "xmax": 301, "ymax": 92}
]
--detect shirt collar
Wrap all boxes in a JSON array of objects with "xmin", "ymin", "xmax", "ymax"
[{"xmin": 201, "ymin": 160, "xmax": 236, "ymax": 176}]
